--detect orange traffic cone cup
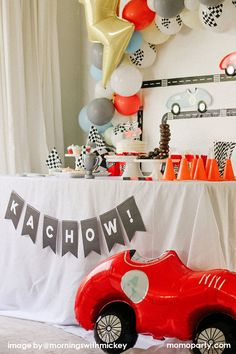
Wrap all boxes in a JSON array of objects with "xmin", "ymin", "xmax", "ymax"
[
  {"xmin": 162, "ymin": 158, "xmax": 176, "ymax": 181},
  {"xmin": 223, "ymin": 159, "xmax": 235, "ymax": 181},
  {"xmin": 193, "ymin": 157, "xmax": 207, "ymax": 180},
  {"xmin": 205, "ymin": 158, "xmax": 212, "ymax": 178},
  {"xmin": 208, "ymin": 159, "xmax": 222, "ymax": 181},
  {"xmin": 190, "ymin": 156, "xmax": 198, "ymax": 179},
  {"xmin": 177, "ymin": 157, "xmax": 191, "ymax": 180}
]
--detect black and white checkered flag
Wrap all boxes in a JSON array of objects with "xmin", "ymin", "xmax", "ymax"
[
  {"xmin": 87, "ymin": 126, "xmax": 106, "ymax": 149},
  {"xmin": 46, "ymin": 148, "xmax": 62, "ymax": 169},
  {"xmin": 214, "ymin": 141, "xmax": 236, "ymax": 176},
  {"xmin": 76, "ymin": 145, "xmax": 87, "ymax": 170}
]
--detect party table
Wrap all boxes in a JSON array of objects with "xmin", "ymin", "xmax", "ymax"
[{"xmin": 0, "ymin": 175, "xmax": 235, "ymax": 326}]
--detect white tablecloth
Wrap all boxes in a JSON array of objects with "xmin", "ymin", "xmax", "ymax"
[{"xmin": 0, "ymin": 176, "xmax": 236, "ymax": 327}]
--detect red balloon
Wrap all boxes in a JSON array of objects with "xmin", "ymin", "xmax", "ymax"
[
  {"xmin": 114, "ymin": 94, "xmax": 141, "ymax": 116},
  {"xmin": 122, "ymin": 0, "xmax": 156, "ymax": 30}
]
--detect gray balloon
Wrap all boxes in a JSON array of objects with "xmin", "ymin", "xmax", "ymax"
[
  {"xmin": 91, "ymin": 43, "xmax": 103, "ymax": 70},
  {"xmin": 87, "ymin": 98, "xmax": 115, "ymax": 126},
  {"xmin": 154, "ymin": 0, "xmax": 184, "ymax": 18},
  {"xmin": 199, "ymin": 0, "xmax": 225, "ymax": 5}
]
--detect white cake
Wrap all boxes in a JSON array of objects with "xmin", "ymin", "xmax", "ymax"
[{"xmin": 116, "ymin": 139, "xmax": 146, "ymax": 154}]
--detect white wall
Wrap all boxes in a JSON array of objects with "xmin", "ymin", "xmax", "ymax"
[
  {"xmin": 142, "ymin": 25, "xmax": 236, "ymax": 165},
  {"xmin": 57, "ymin": 1, "xmax": 236, "ymax": 167}
]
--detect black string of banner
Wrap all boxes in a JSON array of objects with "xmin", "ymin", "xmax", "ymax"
[{"xmin": 4, "ymin": 191, "xmax": 146, "ymax": 259}]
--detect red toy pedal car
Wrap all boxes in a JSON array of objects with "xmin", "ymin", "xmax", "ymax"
[{"xmin": 75, "ymin": 250, "xmax": 236, "ymax": 353}]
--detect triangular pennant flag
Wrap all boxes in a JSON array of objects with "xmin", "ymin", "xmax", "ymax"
[
  {"xmin": 76, "ymin": 145, "xmax": 87, "ymax": 170},
  {"xmin": 87, "ymin": 126, "xmax": 106, "ymax": 149},
  {"xmin": 46, "ymin": 148, "xmax": 62, "ymax": 169}
]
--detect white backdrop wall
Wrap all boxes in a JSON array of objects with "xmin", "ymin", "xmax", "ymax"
[
  {"xmin": 58, "ymin": 0, "xmax": 236, "ymax": 169},
  {"xmin": 141, "ymin": 25, "xmax": 236, "ymax": 166}
]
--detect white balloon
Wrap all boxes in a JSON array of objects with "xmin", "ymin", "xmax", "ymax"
[
  {"xmin": 141, "ymin": 20, "xmax": 170, "ymax": 44},
  {"xmin": 95, "ymin": 81, "xmax": 114, "ymax": 99},
  {"xmin": 147, "ymin": 0, "xmax": 156, "ymax": 11},
  {"xmin": 199, "ymin": 0, "xmax": 234, "ymax": 32},
  {"xmin": 111, "ymin": 129, "xmax": 124, "ymax": 147},
  {"xmin": 156, "ymin": 14, "xmax": 183, "ymax": 35},
  {"xmin": 102, "ymin": 127, "xmax": 114, "ymax": 146},
  {"xmin": 129, "ymin": 42, "xmax": 157, "ymax": 69},
  {"xmin": 112, "ymin": 111, "xmax": 131, "ymax": 126},
  {"xmin": 182, "ymin": 9, "xmax": 203, "ymax": 29},
  {"xmin": 110, "ymin": 65, "xmax": 143, "ymax": 97},
  {"xmin": 184, "ymin": 0, "xmax": 200, "ymax": 10}
]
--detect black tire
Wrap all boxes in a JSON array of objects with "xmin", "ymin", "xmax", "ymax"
[
  {"xmin": 94, "ymin": 303, "xmax": 138, "ymax": 353},
  {"xmin": 225, "ymin": 65, "xmax": 236, "ymax": 77},
  {"xmin": 198, "ymin": 101, "xmax": 207, "ymax": 113},
  {"xmin": 193, "ymin": 315, "xmax": 236, "ymax": 354},
  {"xmin": 171, "ymin": 103, "xmax": 181, "ymax": 115}
]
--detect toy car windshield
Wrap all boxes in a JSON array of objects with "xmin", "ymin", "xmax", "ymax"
[{"xmin": 129, "ymin": 249, "xmax": 169, "ymax": 264}]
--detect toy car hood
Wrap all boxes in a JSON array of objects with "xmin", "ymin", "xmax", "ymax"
[{"xmin": 166, "ymin": 88, "xmax": 212, "ymax": 109}]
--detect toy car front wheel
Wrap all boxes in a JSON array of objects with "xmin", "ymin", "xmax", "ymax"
[
  {"xmin": 198, "ymin": 101, "xmax": 207, "ymax": 113},
  {"xmin": 225, "ymin": 65, "xmax": 236, "ymax": 77},
  {"xmin": 193, "ymin": 317, "xmax": 236, "ymax": 353},
  {"xmin": 171, "ymin": 103, "xmax": 181, "ymax": 115},
  {"xmin": 94, "ymin": 304, "xmax": 137, "ymax": 353}
]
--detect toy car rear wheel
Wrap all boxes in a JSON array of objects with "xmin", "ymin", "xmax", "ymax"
[
  {"xmin": 198, "ymin": 101, "xmax": 207, "ymax": 113},
  {"xmin": 193, "ymin": 318, "xmax": 236, "ymax": 353},
  {"xmin": 225, "ymin": 65, "xmax": 236, "ymax": 77},
  {"xmin": 94, "ymin": 304, "xmax": 138, "ymax": 353},
  {"xmin": 171, "ymin": 103, "xmax": 181, "ymax": 115}
]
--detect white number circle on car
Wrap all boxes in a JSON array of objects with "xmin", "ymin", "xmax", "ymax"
[
  {"xmin": 121, "ymin": 270, "xmax": 149, "ymax": 304},
  {"xmin": 189, "ymin": 96, "xmax": 197, "ymax": 105}
]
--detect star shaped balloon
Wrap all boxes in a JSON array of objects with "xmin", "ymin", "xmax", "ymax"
[{"xmin": 79, "ymin": 0, "xmax": 134, "ymax": 86}]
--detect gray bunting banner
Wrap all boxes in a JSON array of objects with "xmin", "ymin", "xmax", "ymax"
[
  {"xmin": 5, "ymin": 191, "xmax": 147, "ymax": 257},
  {"xmin": 117, "ymin": 196, "xmax": 146, "ymax": 241},
  {"xmin": 43, "ymin": 215, "xmax": 59, "ymax": 254},
  {"xmin": 5, "ymin": 191, "xmax": 25, "ymax": 229},
  {"xmin": 81, "ymin": 217, "xmax": 101, "ymax": 257},
  {"xmin": 100, "ymin": 209, "xmax": 124, "ymax": 252},
  {"xmin": 62, "ymin": 221, "xmax": 78, "ymax": 258},
  {"xmin": 21, "ymin": 205, "xmax": 40, "ymax": 243}
]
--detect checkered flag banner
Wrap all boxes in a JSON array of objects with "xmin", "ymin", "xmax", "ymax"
[
  {"xmin": 213, "ymin": 141, "xmax": 236, "ymax": 176},
  {"xmin": 46, "ymin": 148, "xmax": 62, "ymax": 170},
  {"xmin": 113, "ymin": 121, "xmax": 139, "ymax": 136},
  {"xmin": 93, "ymin": 147, "xmax": 110, "ymax": 173},
  {"xmin": 87, "ymin": 126, "xmax": 106, "ymax": 149},
  {"xmin": 76, "ymin": 145, "xmax": 87, "ymax": 170}
]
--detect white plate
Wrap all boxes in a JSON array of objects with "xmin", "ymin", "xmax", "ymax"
[
  {"xmin": 20, "ymin": 173, "xmax": 47, "ymax": 177},
  {"xmin": 52, "ymin": 171, "xmax": 84, "ymax": 178}
]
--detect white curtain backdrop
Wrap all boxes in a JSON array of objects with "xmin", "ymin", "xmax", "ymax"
[{"xmin": 0, "ymin": 0, "xmax": 64, "ymax": 174}]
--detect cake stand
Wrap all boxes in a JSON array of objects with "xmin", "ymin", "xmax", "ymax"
[
  {"xmin": 105, "ymin": 155, "xmax": 143, "ymax": 178},
  {"xmin": 135, "ymin": 159, "xmax": 167, "ymax": 180}
]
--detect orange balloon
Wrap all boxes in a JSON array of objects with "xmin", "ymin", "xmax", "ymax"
[
  {"xmin": 114, "ymin": 94, "xmax": 141, "ymax": 116},
  {"xmin": 122, "ymin": 0, "xmax": 156, "ymax": 30}
]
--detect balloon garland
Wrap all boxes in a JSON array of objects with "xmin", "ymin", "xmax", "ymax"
[{"xmin": 78, "ymin": 0, "xmax": 236, "ymax": 147}]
